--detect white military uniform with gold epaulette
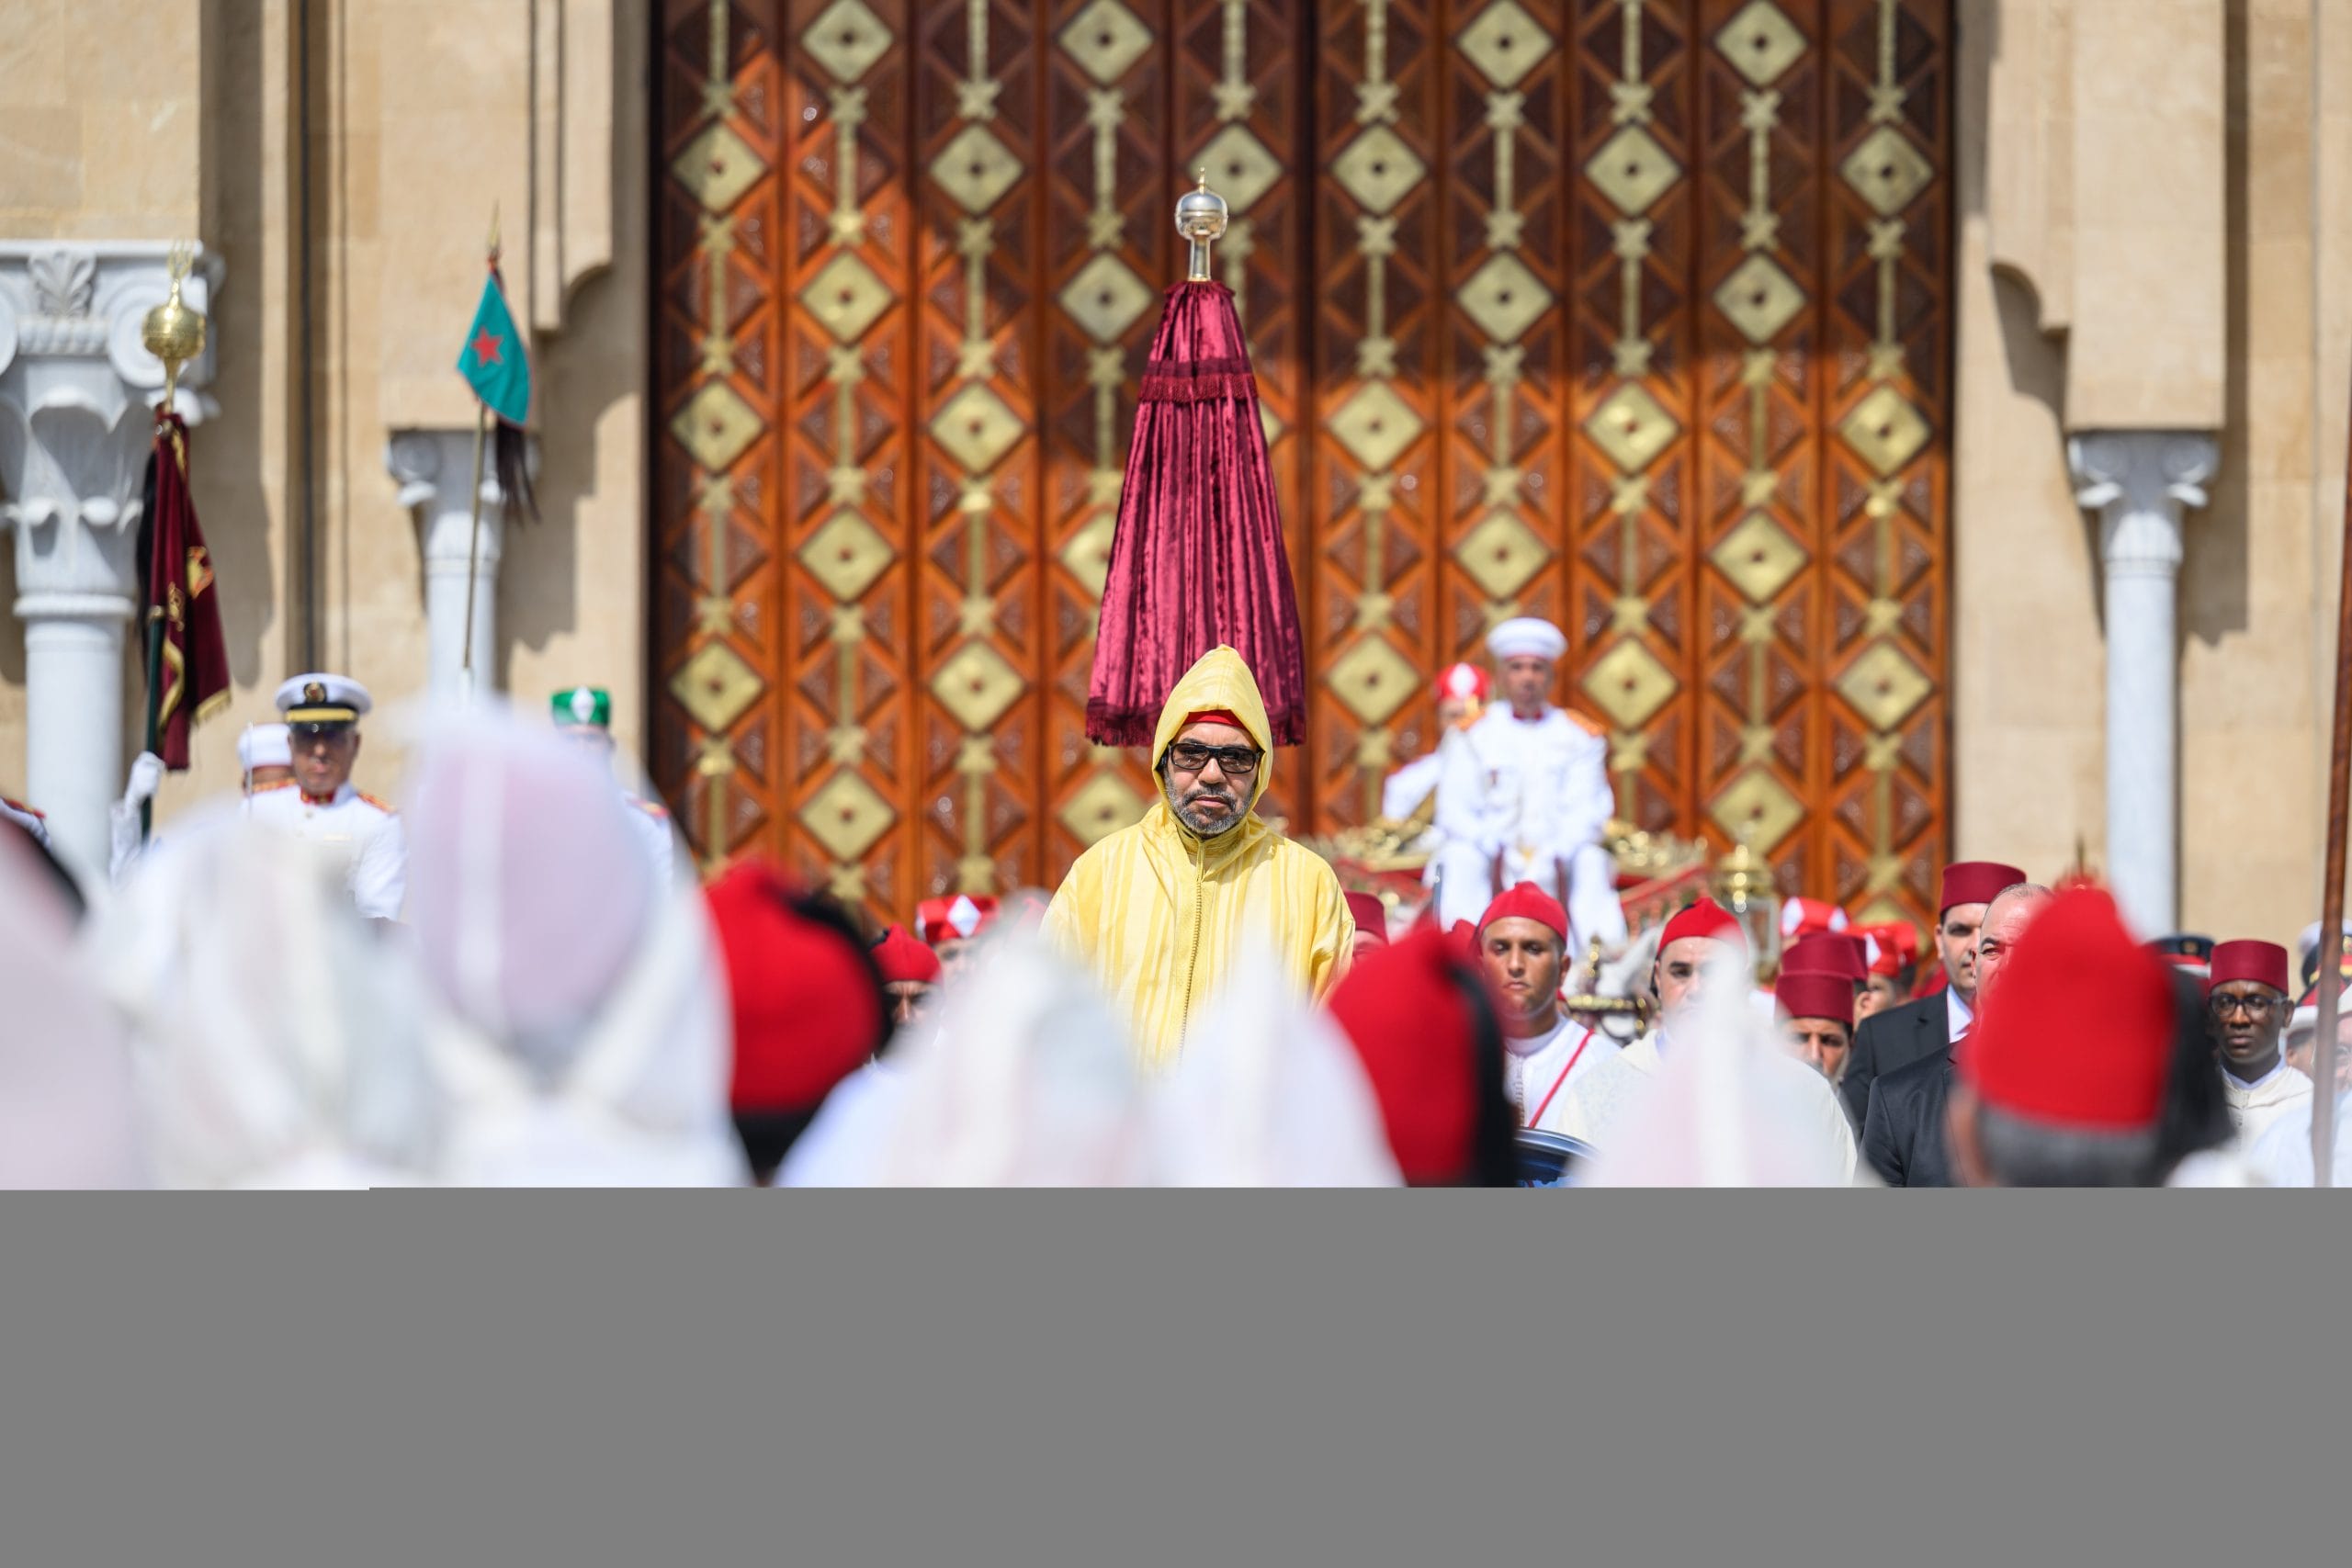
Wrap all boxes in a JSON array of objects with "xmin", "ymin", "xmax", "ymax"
[
  {"xmin": 245, "ymin": 780, "xmax": 406, "ymax": 919},
  {"xmin": 1431, "ymin": 618, "xmax": 1627, "ymax": 954},
  {"xmin": 256, "ymin": 674, "xmax": 406, "ymax": 920}
]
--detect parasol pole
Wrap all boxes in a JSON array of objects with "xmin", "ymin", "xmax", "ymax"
[{"xmin": 2313, "ymin": 365, "xmax": 2352, "ymax": 1184}]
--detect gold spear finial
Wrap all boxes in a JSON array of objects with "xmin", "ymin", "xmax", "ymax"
[{"xmin": 141, "ymin": 242, "xmax": 206, "ymax": 420}]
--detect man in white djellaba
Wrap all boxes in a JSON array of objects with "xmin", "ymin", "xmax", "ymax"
[{"xmin": 1430, "ymin": 616, "xmax": 1627, "ymax": 956}]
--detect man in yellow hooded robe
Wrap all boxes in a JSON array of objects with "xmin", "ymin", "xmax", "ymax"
[{"xmin": 1044, "ymin": 647, "xmax": 1354, "ymax": 1064}]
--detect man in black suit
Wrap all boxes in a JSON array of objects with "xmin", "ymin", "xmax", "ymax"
[
  {"xmin": 1862, "ymin": 880, "xmax": 2050, "ymax": 1185},
  {"xmin": 1840, "ymin": 860, "xmax": 2026, "ymax": 1132}
]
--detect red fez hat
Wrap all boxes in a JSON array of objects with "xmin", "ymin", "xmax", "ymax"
[
  {"xmin": 1774, "ymin": 972, "xmax": 1855, "ymax": 1030},
  {"xmin": 1779, "ymin": 897, "xmax": 1849, "ymax": 941},
  {"xmin": 914, "ymin": 892, "xmax": 998, "ymax": 946},
  {"xmin": 1961, "ymin": 886, "xmax": 2174, "ymax": 1130},
  {"xmin": 2209, "ymin": 939, "xmax": 2289, "ymax": 995},
  {"xmin": 1940, "ymin": 861, "xmax": 2026, "ymax": 914},
  {"xmin": 1448, "ymin": 919, "xmax": 1477, "ymax": 957},
  {"xmin": 1345, "ymin": 890, "xmax": 1390, "ymax": 948},
  {"xmin": 1182, "ymin": 708, "xmax": 1249, "ymax": 732},
  {"xmin": 1477, "ymin": 880, "xmax": 1567, "ymax": 941},
  {"xmin": 1434, "ymin": 661, "xmax": 1490, "ymax": 704},
  {"xmin": 872, "ymin": 924, "xmax": 942, "ymax": 985},
  {"xmin": 1853, "ymin": 921, "xmax": 1920, "ymax": 976},
  {"xmin": 1660, "ymin": 897, "xmax": 1747, "ymax": 952},
  {"xmin": 1329, "ymin": 930, "xmax": 1478, "ymax": 1184},
  {"xmin": 704, "ymin": 859, "xmax": 888, "ymax": 1114},
  {"xmin": 1781, "ymin": 932, "xmax": 1868, "ymax": 985}
]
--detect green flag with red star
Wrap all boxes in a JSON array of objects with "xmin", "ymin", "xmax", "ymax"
[{"xmin": 456, "ymin": 268, "xmax": 530, "ymax": 425}]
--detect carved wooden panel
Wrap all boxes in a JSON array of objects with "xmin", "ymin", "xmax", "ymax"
[{"xmin": 651, "ymin": 0, "xmax": 1956, "ymax": 932}]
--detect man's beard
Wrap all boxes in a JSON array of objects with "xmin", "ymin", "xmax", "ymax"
[{"xmin": 1170, "ymin": 784, "xmax": 1245, "ymax": 838}]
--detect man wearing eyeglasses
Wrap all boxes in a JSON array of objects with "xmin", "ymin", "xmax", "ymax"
[
  {"xmin": 1044, "ymin": 646, "xmax": 1352, "ymax": 1064},
  {"xmin": 2204, "ymin": 940, "xmax": 2311, "ymax": 1147}
]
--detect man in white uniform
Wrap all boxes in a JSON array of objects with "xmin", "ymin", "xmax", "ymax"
[
  {"xmin": 2204, "ymin": 940, "xmax": 2312, "ymax": 1147},
  {"xmin": 1473, "ymin": 881, "xmax": 1618, "ymax": 1133},
  {"xmin": 246, "ymin": 673, "xmax": 405, "ymax": 920},
  {"xmin": 1431, "ymin": 617, "xmax": 1625, "ymax": 955},
  {"xmin": 551, "ymin": 685, "xmax": 681, "ymax": 883},
  {"xmin": 107, "ymin": 723, "xmax": 299, "ymax": 886}
]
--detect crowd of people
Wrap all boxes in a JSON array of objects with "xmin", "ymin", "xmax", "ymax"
[{"xmin": 3, "ymin": 630, "xmax": 2346, "ymax": 1187}]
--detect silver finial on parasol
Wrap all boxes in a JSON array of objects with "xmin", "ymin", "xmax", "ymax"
[{"xmin": 1175, "ymin": 171, "xmax": 1228, "ymax": 283}]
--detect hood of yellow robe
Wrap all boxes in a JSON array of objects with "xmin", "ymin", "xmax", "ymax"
[{"xmin": 1150, "ymin": 645, "xmax": 1273, "ymax": 818}]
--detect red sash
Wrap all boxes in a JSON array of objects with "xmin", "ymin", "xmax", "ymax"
[{"xmin": 1525, "ymin": 1028, "xmax": 1595, "ymax": 1128}]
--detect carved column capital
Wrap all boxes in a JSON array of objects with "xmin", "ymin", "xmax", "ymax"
[
  {"xmin": 0, "ymin": 243, "xmax": 224, "ymax": 874},
  {"xmin": 385, "ymin": 426, "xmax": 538, "ymax": 700},
  {"xmin": 2067, "ymin": 430, "xmax": 2220, "ymax": 577},
  {"xmin": 2066, "ymin": 428, "xmax": 2220, "ymax": 938}
]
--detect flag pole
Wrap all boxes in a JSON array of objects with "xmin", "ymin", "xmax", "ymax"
[
  {"xmin": 2313, "ymin": 357, "xmax": 2352, "ymax": 1186},
  {"xmin": 459, "ymin": 396, "xmax": 487, "ymax": 698},
  {"xmin": 457, "ymin": 207, "xmax": 497, "ymax": 704}
]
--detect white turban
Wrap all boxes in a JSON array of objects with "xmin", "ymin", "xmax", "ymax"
[
  {"xmin": 1486, "ymin": 616, "xmax": 1566, "ymax": 662},
  {"xmin": 237, "ymin": 723, "xmax": 292, "ymax": 772}
]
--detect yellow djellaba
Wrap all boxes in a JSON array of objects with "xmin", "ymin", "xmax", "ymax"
[{"xmin": 1044, "ymin": 647, "xmax": 1353, "ymax": 1065}]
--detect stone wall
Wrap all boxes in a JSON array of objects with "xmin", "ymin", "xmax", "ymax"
[
  {"xmin": 1956, "ymin": 0, "xmax": 2348, "ymax": 948},
  {"xmin": 0, "ymin": 0, "xmax": 650, "ymax": 839}
]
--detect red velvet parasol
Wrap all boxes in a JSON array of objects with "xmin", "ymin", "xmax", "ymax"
[{"xmin": 1084, "ymin": 181, "xmax": 1307, "ymax": 748}]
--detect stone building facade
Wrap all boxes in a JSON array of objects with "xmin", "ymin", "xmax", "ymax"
[{"xmin": 3, "ymin": 0, "xmax": 2347, "ymax": 949}]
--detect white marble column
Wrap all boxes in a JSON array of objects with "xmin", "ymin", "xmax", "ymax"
[
  {"xmin": 2068, "ymin": 431, "xmax": 2220, "ymax": 938},
  {"xmin": 0, "ymin": 243, "xmax": 220, "ymax": 875},
  {"xmin": 386, "ymin": 428, "xmax": 532, "ymax": 704}
]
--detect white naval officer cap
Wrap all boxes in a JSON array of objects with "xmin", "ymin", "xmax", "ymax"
[
  {"xmin": 275, "ymin": 672, "xmax": 373, "ymax": 728},
  {"xmin": 237, "ymin": 723, "xmax": 293, "ymax": 770},
  {"xmin": 1485, "ymin": 616, "xmax": 1566, "ymax": 663}
]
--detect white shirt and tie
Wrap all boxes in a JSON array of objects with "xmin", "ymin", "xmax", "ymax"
[{"xmin": 1946, "ymin": 987, "xmax": 1973, "ymax": 1046}]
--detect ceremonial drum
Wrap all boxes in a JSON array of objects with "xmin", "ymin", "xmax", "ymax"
[{"xmin": 1514, "ymin": 1130, "xmax": 1597, "ymax": 1190}]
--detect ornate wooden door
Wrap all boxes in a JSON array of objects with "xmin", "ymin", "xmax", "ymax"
[{"xmin": 652, "ymin": 0, "xmax": 1955, "ymax": 930}]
